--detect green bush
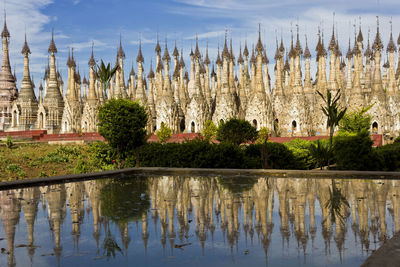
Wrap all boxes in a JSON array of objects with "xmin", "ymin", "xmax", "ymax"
[
  {"xmin": 202, "ymin": 120, "xmax": 218, "ymax": 142},
  {"xmin": 284, "ymin": 139, "xmax": 315, "ymax": 169},
  {"xmin": 216, "ymin": 118, "xmax": 258, "ymax": 145},
  {"xmin": 98, "ymin": 99, "xmax": 148, "ymax": 166},
  {"xmin": 36, "ymin": 145, "xmax": 81, "ymax": 164},
  {"xmin": 333, "ymin": 130, "xmax": 380, "ymax": 171},
  {"xmin": 375, "ymin": 143, "xmax": 400, "ymax": 171},
  {"xmin": 88, "ymin": 142, "xmax": 117, "ymax": 169},
  {"xmin": 255, "ymin": 127, "xmax": 269, "ymax": 144},
  {"xmin": 308, "ymin": 140, "xmax": 330, "ymax": 169},
  {"xmin": 6, "ymin": 164, "xmax": 26, "ymax": 177},
  {"xmin": 155, "ymin": 122, "xmax": 172, "ymax": 143},
  {"xmin": 6, "ymin": 135, "xmax": 13, "ymax": 149},
  {"xmin": 246, "ymin": 142, "xmax": 298, "ymax": 169},
  {"xmin": 339, "ymin": 105, "xmax": 373, "ymax": 134},
  {"xmin": 74, "ymin": 156, "xmax": 90, "ymax": 174},
  {"xmin": 137, "ymin": 140, "xmax": 247, "ymax": 168}
]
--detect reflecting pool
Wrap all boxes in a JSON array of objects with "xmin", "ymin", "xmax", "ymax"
[{"xmin": 0, "ymin": 176, "xmax": 399, "ymax": 266}]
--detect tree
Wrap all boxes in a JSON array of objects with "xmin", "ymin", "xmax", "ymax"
[
  {"xmin": 216, "ymin": 118, "xmax": 258, "ymax": 145},
  {"xmin": 339, "ymin": 104, "xmax": 373, "ymax": 134},
  {"xmin": 202, "ymin": 120, "xmax": 218, "ymax": 142},
  {"xmin": 156, "ymin": 122, "xmax": 172, "ymax": 143},
  {"xmin": 317, "ymin": 89, "xmax": 347, "ymax": 148},
  {"xmin": 255, "ymin": 127, "xmax": 269, "ymax": 144},
  {"xmin": 98, "ymin": 99, "xmax": 148, "ymax": 167},
  {"xmin": 97, "ymin": 60, "xmax": 119, "ymax": 97}
]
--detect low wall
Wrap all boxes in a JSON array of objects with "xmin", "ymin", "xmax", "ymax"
[{"xmin": 0, "ymin": 167, "xmax": 399, "ymax": 191}]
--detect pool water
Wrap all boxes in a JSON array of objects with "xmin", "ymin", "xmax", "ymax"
[{"xmin": 0, "ymin": 176, "xmax": 398, "ymax": 266}]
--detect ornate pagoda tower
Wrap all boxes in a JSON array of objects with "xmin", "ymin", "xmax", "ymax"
[{"xmin": 0, "ymin": 13, "xmax": 17, "ymax": 131}]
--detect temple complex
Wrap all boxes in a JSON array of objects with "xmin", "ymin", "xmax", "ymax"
[{"xmin": 1, "ymin": 16, "xmax": 400, "ymax": 138}]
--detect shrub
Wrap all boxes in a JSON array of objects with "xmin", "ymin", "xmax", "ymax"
[
  {"xmin": 375, "ymin": 143, "xmax": 400, "ymax": 171},
  {"xmin": 39, "ymin": 171, "xmax": 48, "ymax": 177},
  {"xmin": 339, "ymin": 104, "xmax": 373, "ymax": 134},
  {"xmin": 156, "ymin": 122, "xmax": 172, "ymax": 143},
  {"xmin": 6, "ymin": 135, "xmax": 13, "ymax": 149},
  {"xmin": 74, "ymin": 156, "xmax": 90, "ymax": 174},
  {"xmin": 202, "ymin": 120, "xmax": 218, "ymax": 142},
  {"xmin": 98, "ymin": 99, "xmax": 148, "ymax": 166},
  {"xmin": 6, "ymin": 164, "xmax": 26, "ymax": 177},
  {"xmin": 36, "ymin": 146, "xmax": 81, "ymax": 163},
  {"xmin": 284, "ymin": 139, "xmax": 315, "ymax": 169},
  {"xmin": 255, "ymin": 127, "xmax": 269, "ymax": 144},
  {"xmin": 136, "ymin": 140, "xmax": 248, "ymax": 169},
  {"xmin": 333, "ymin": 130, "xmax": 380, "ymax": 171},
  {"xmin": 217, "ymin": 118, "xmax": 258, "ymax": 145},
  {"xmin": 308, "ymin": 140, "xmax": 330, "ymax": 169},
  {"xmin": 245, "ymin": 143, "xmax": 298, "ymax": 169},
  {"xmin": 88, "ymin": 142, "xmax": 117, "ymax": 168}
]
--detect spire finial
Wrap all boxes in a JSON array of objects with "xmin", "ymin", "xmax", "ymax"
[
  {"xmin": 88, "ymin": 41, "xmax": 95, "ymax": 66},
  {"xmin": 136, "ymin": 35, "xmax": 144, "ymax": 63},
  {"xmin": 1, "ymin": 5, "xmax": 9, "ymax": 39},
  {"xmin": 21, "ymin": 31, "xmax": 31, "ymax": 55},
  {"xmin": 48, "ymin": 28, "xmax": 57, "ymax": 53}
]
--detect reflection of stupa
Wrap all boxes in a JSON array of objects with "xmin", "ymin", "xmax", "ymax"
[
  {"xmin": 2, "ymin": 176, "xmax": 400, "ymax": 266},
  {"xmin": 21, "ymin": 187, "xmax": 40, "ymax": 262},
  {"xmin": 0, "ymin": 190, "xmax": 21, "ymax": 267}
]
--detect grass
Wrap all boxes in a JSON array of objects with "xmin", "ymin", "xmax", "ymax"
[{"xmin": 0, "ymin": 143, "xmax": 91, "ymax": 181}]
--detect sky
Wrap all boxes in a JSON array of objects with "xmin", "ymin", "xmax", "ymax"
[{"xmin": 3, "ymin": 0, "xmax": 400, "ymax": 94}]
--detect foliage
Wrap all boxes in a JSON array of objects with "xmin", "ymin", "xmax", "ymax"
[
  {"xmin": 36, "ymin": 145, "xmax": 81, "ymax": 163},
  {"xmin": 98, "ymin": 99, "xmax": 148, "ymax": 166},
  {"xmin": 339, "ymin": 104, "xmax": 373, "ymax": 134},
  {"xmin": 6, "ymin": 164, "xmax": 26, "ymax": 177},
  {"xmin": 375, "ymin": 142, "xmax": 400, "ymax": 171},
  {"xmin": 245, "ymin": 143, "xmax": 298, "ymax": 169},
  {"xmin": 100, "ymin": 178, "xmax": 150, "ymax": 225},
  {"xmin": 325, "ymin": 180, "xmax": 349, "ymax": 226},
  {"xmin": 202, "ymin": 120, "xmax": 218, "ymax": 142},
  {"xmin": 284, "ymin": 138, "xmax": 315, "ymax": 169},
  {"xmin": 394, "ymin": 136, "xmax": 400, "ymax": 144},
  {"xmin": 317, "ymin": 89, "xmax": 347, "ymax": 148},
  {"xmin": 137, "ymin": 140, "xmax": 249, "ymax": 168},
  {"xmin": 74, "ymin": 156, "xmax": 90, "ymax": 174},
  {"xmin": 38, "ymin": 171, "xmax": 48, "ymax": 177},
  {"xmin": 97, "ymin": 60, "xmax": 119, "ymax": 96},
  {"xmin": 333, "ymin": 130, "xmax": 380, "ymax": 171},
  {"xmin": 217, "ymin": 176, "xmax": 259, "ymax": 193},
  {"xmin": 216, "ymin": 118, "xmax": 258, "ymax": 145},
  {"xmin": 308, "ymin": 140, "xmax": 330, "ymax": 170},
  {"xmin": 255, "ymin": 127, "xmax": 269, "ymax": 144},
  {"xmin": 156, "ymin": 122, "xmax": 172, "ymax": 143},
  {"xmin": 88, "ymin": 142, "xmax": 117, "ymax": 170},
  {"xmin": 6, "ymin": 135, "xmax": 13, "ymax": 149},
  {"xmin": 103, "ymin": 229, "xmax": 122, "ymax": 260}
]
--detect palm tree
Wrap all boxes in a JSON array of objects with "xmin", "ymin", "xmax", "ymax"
[
  {"xmin": 317, "ymin": 89, "xmax": 347, "ymax": 148},
  {"xmin": 97, "ymin": 60, "xmax": 119, "ymax": 99},
  {"xmin": 317, "ymin": 89, "xmax": 347, "ymax": 168}
]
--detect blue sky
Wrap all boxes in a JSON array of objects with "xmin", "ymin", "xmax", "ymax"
[{"xmin": 4, "ymin": 0, "xmax": 400, "ymax": 94}]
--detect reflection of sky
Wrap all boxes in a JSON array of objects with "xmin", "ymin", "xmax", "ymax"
[{"xmin": 0, "ymin": 177, "xmax": 396, "ymax": 267}]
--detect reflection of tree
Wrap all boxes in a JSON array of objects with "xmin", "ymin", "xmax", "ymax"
[
  {"xmin": 100, "ymin": 177, "xmax": 150, "ymax": 258},
  {"xmin": 217, "ymin": 176, "xmax": 258, "ymax": 194},
  {"xmin": 325, "ymin": 179, "xmax": 349, "ymax": 226},
  {"xmin": 103, "ymin": 226, "xmax": 122, "ymax": 260},
  {"xmin": 100, "ymin": 178, "xmax": 150, "ymax": 225}
]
